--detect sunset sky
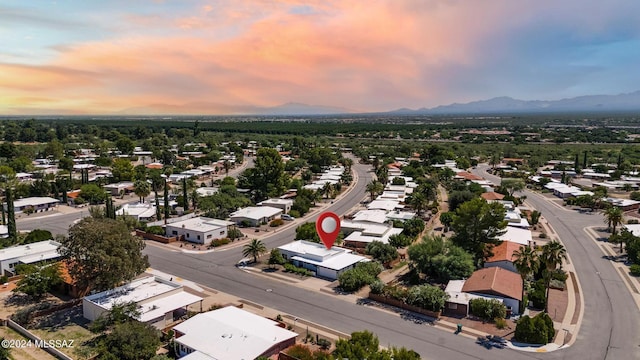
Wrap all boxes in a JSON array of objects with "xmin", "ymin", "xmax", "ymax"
[{"xmin": 1, "ymin": 0, "xmax": 640, "ymax": 114}]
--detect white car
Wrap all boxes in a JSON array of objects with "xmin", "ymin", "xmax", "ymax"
[{"xmin": 281, "ymin": 214, "xmax": 295, "ymax": 221}]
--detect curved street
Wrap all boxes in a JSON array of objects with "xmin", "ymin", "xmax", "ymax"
[{"xmin": 474, "ymin": 164, "xmax": 640, "ymax": 360}]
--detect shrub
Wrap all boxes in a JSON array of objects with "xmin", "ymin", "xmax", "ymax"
[
  {"xmin": 405, "ymin": 284, "xmax": 448, "ymax": 312},
  {"xmin": 630, "ymin": 264, "xmax": 640, "ymax": 276},
  {"xmin": 495, "ymin": 317, "xmax": 507, "ymax": 329},
  {"xmin": 338, "ymin": 262, "xmax": 383, "ymax": 292},
  {"xmin": 23, "ymin": 229, "xmax": 53, "ymax": 244},
  {"xmin": 316, "ymin": 338, "xmax": 331, "ymax": 350},
  {"xmin": 268, "ymin": 249, "xmax": 286, "ymax": 266},
  {"xmin": 366, "ymin": 241, "xmax": 398, "ymax": 264},
  {"xmin": 210, "ymin": 238, "xmax": 231, "ymax": 247},
  {"xmin": 283, "ymin": 263, "xmax": 313, "ymax": 276},
  {"xmin": 269, "ymin": 219, "xmax": 284, "ymax": 227},
  {"xmin": 0, "ymin": 275, "xmax": 7, "ymax": 284},
  {"xmin": 528, "ymin": 280, "xmax": 547, "ymax": 309},
  {"xmin": 389, "ymin": 234, "xmax": 412, "ymax": 248},
  {"xmin": 539, "ymin": 233, "xmax": 547, "ymax": 239},
  {"xmin": 146, "ymin": 226, "xmax": 165, "ymax": 235},
  {"xmin": 289, "ymin": 209, "xmax": 301, "ymax": 218},
  {"xmin": 369, "ymin": 279, "xmax": 385, "ymax": 294},
  {"xmin": 239, "ymin": 220, "xmax": 252, "ymax": 228},
  {"xmin": 469, "ymin": 298, "xmax": 507, "ymax": 321},
  {"xmin": 514, "ymin": 313, "xmax": 555, "ymax": 344}
]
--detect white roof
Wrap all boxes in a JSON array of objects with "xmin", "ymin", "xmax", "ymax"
[
  {"xmin": 624, "ymin": 224, "xmax": 640, "ymax": 237},
  {"xmin": 352, "ymin": 210, "xmax": 388, "ymax": 224},
  {"xmin": 167, "ymin": 217, "xmax": 233, "ymax": 232},
  {"xmin": 116, "ymin": 203, "xmax": 156, "ymax": 219},
  {"xmin": 230, "ymin": 206, "xmax": 282, "ymax": 220},
  {"xmin": 84, "ymin": 276, "xmax": 201, "ymax": 319},
  {"xmin": 554, "ymin": 185, "xmax": 582, "ymax": 194},
  {"xmin": 292, "ymin": 252, "xmax": 366, "ymax": 271},
  {"xmin": 12, "ymin": 197, "xmax": 59, "ymax": 208},
  {"xmin": 0, "ymin": 240, "xmax": 61, "ymax": 261},
  {"xmin": 544, "ymin": 182, "xmax": 566, "ymax": 190},
  {"xmin": 498, "ymin": 226, "xmax": 532, "ymax": 246},
  {"xmin": 445, "ymin": 280, "xmax": 493, "ymax": 305},
  {"xmin": 137, "ymin": 291, "xmax": 203, "ymax": 323},
  {"xmin": 173, "ymin": 306, "xmax": 297, "ymax": 360},
  {"xmin": 319, "ymin": 174, "xmax": 341, "ymax": 181},
  {"xmin": 196, "ymin": 187, "xmax": 219, "ymax": 197},
  {"xmin": 257, "ymin": 198, "xmax": 294, "ymax": 206},
  {"xmin": 385, "ymin": 211, "xmax": 416, "ymax": 221},
  {"xmin": 603, "ymin": 198, "xmax": 640, "ymax": 207},
  {"xmin": 104, "ymin": 181, "xmax": 134, "ymax": 189},
  {"xmin": 343, "ymin": 227, "xmax": 403, "ymax": 244},
  {"xmin": 367, "ymin": 199, "xmax": 402, "ymax": 211},
  {"xmin": 341, "ymin": 220, "xmax": 395, "ymax": 237}
]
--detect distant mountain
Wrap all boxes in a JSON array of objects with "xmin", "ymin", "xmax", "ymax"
[
  {"xmin": 392, "ymin": 91, "xmax": 640, "ymax": 114},
  {"xmin": 118, "ymin": 102, "xmax": 352, "ymax": 116}
]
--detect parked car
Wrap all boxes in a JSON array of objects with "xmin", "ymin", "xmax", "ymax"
[{"xmin": 281, "ymin": 214, "xmax": 295, "ymax": 221}]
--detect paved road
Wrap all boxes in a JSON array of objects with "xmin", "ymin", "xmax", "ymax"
[
  {"xmin": 474, "ymin": 164, "xmax": 640, "ymax": 360},
  {"xmin": 145, "ymin": 161, "xmax": 553, "ymax": 360}
]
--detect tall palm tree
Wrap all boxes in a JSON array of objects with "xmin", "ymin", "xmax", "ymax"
[
  {"xmin": 512, "ymin": 245, "xmax": 538, "ymax": 313},
  {"xmin": 406, "ymin": 192, "xmax": 427, "ymax": 216},
  {"xmin": 243, "ymin": 239, "xmax": 267, "ymax": 263},
  {"xmin": 540, "ymin": 241, "xmax": 567, "ymax": 312},
  {"xmin": 321, "ymin": 182, "xmax": 334, "ymax": 199},
  {"xmin": 341, "ymin": 158, "xmax": 353, "ymax": 173},
  {"xmin": 133, "ymin": 180, "xmax": 151, "ymax": 203},
  {"xmin": 223, "ymin": 160, "xmax": 231, "ymax": 175},
  {"xmin": 376, "ymin": 166, "xmax": 389, "ymax": 185},
  {"xmin": 365, "ymin": 180, "xmax": 384, "ymax": 202},
  {"xmin": 603, "ymin": 206, "xmax": 624, "ymax": 234}
]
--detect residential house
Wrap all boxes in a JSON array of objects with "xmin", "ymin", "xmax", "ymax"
[
  {"xmin": 173, "ymin": 306, "xmax": 297, "ymax": 360},
  {"xmin": 444, "ymin": 280, "xmax": 496, "ymax": 317},
  {"xmin": 277, "ymin": 240, "xmax": 368, "ymax": 280},
  {"xmin": 461, "ymin": 267, "xmax": 523, "ymax": 315},
  {"xmin": 83, "ymin": 276, "xmax": 203, "ymax": 329},
  {"xmin": 257, "ymin": 198, "xmax": 294, "ymax": 214},
  {"xmin": 116, "ymin": 203, "xmax": 157, "ymax": 222},
  {"xmin": 103, "ymin": 182, "xmax": 134, "ymax": 196},
  {"xmin": 0, "ymin": 240, "xmax": 61, "ymax": 276},
  {"xmin": 230, "ymin": 206, "xmax": 283, "ymax": 227},
  {"xmin": 7, "ymin": 197, "xmax": 59, "ymax": 214},
  {"xmin": 165, "ymin": 217, "xmax": 234, "ymax": 245},
  {"xmin": 484, "ymin": 241, "xmax": 523, "ymax": 273}
]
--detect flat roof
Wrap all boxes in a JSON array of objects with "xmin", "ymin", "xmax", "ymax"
[
  {"xmin": 0, "ymin": 240, "xmax": 61, "ymax": 261},
  {"xmin": 12, "ymin": 197, "xmax": 59, "ymax": 208},
  {"xmin": 367, "ymin": 199, "xmax": 401, "ymax": 211},
  {"xmin": 116, "ymin": 203, "xmax": 156, "ymax": 218},
  {"xmin": 138, "ymin": 291, "xmax": 202, "ymax": 322},
  {"xmin": 166, "ymin": 217, "xmax": 234, "ymax": 233},
  {"xmin": 498, "ymin": 226, "xmax": 532, "ymax": 246},
  {"xmin": 292, "ymin": 252, "xmax": 366, "ymax": 271},
  {"xmin": 85, "ymin": 276, "xmax": 180, "ymax": 310},
  {"xmin": 230, "ymin": 206, "xmax": 282, "ymax": 220},
  {"xmin": 258, "ymin": 198, "xmax": 294, "ymax": 206},
  {"xmin": 352, "ymin": 210, "xmax": 388, "ymax": 224},
  {"xmin": 173, "ymin": 306, "xmax": 297, "ymax": 360}
]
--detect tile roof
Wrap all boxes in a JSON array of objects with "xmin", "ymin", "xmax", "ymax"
[
  {"xmin": 486, "ymin": 241, "xmax": 523, "ymax": 263},
  {"xmin": 456, "ymin": 171, "xmax": 484, "ymax": 181},
  {"xmin": 481, "ymin": 192, "xmax": 505, "ymax": 201},
  {"xmin": 462, "ymin": 267, "xmax": 522, "ymax": 301}
]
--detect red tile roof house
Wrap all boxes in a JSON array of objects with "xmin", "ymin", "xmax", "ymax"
[
  {"xmin": 455, "ymin": 171, "xmax": 484, "ymax": 181},
  {"xmin": 484, "ymin": 241, "xmax": 523, "ymax": 274},
  {"xmin": 480, "ymin": 192, "xmax": 505, "ymax": 201},
  {"xmin": 462, "ymin": 267, "xmax": 523, "ymax": 315}
]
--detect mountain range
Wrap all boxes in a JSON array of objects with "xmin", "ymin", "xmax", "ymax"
[
  {"xmin": 116, "ymin": 91, "xmax": 640, "ymax": 116},
  {"xmin": 390, "ymin": 91, "xmax": 640, "ymax": 114}
]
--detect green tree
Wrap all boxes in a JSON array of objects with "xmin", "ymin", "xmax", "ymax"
[
  {"xmin": 80, "ymin": 184, "xmax": 107, "ymax": 204},
  {"xmin": 406, "ymin": 191, "xmax": 427, "ymax": 216},
  {"xmin": 447, "ymin": 190, "xmax": 475, "ymax": 212},
  {"xmin": 406, "ymin": 284, "xmax": 448, "ymax": 312},
  {"xmin": 499, "ymin": 178, "xmax": 525, "ymax": 197},
  {"xmin": 99, "ymin": 321, "xmax": 161, "ymax": 360},
  {"xmin": 89, "ymin": 301, "xmax": 141, "ymax": 333},
  {"xmin": 115, "ymin": 136, "xmax": 135, "ymax": 155},
  {"xmin": 242, "ymin": 239, "xmax": 267, "ymax": 263},
  {"xmin": 540, "ymin": 240, "xmax": 567, "ymax": 312},
  {"xmin": 23, "ymin": 229, "xmax": 53, "ymax": 244},
  {"xmin": 60, "ymin": 218, "xmax": 149, "ymax": 294},
  {"xmin": 365, "ymin": 180, "xmax": 384, "ymax": 202},
  {"xmin": 512, "ymin": 245, "xmax": 538, "ymax": 312},
  {"xmin": 295, "ymin": 222, "xmax": 321, "ymax": 242},
  {"xmin": 134, "ymin": 180, "xmax": 151, "ymax": 203},
  {"xmin": 603, "ymin": 206, "xmax": 624, "ymax": 234},
  {"xmin": 338, "ymin": 262, "xmax": 383, "ymax": 292},
  {"xmin": 238, "ymin": 148, "xmax": 288, "ymax": 201},
  {"xmin": 268, "ymin": 248, "xmax": 286, "ymax": 268},
  {"xmin": 439, "ymin": 211, "xmax": 454, "ymax": 229},
  {"xmin": 451, "ymin": 198, "xmax": 507, "ymax": 265},
  {"xmin": 13, "ymin": 263, "xmax": 62, "ymax": 299},
  {"xmin": 365, "ymin": 241, "xmax": 398, "ymax": 264},
  {"xmin": 402, "ymin": 218, "xmax": 425, "ymax": 239},
  {"xmin": 111, "ymin": 158, "xmax": 134, "ymax": 182}
]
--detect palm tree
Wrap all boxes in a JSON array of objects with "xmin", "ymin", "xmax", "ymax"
[
  {"xmin": 243, "ymin": 239, "xmax": 267, "ymax": 263},
  {"xmin": 376, "ymin": 166, "xmax": 389, "ymax": 185},
  {"xmin": 406, "ymin": 192, "xmax": 427, "ymax": 216},
  {"xmin": 366, "ymin": 180, "xmax": 384, "ymax": 202},
  {"xmin": 133, "ymin": 180, "xmax": 151, "ymax": 203},
  {"xmin": 512, "ymin": 245, "xmax": 539, "ymax": 313},
  {"xmin": 321, "ymin": 182, "xmax": 334, "ymax": 199},
  {"xmin": 223, "ymin": 160, "xmax": 231, "ymax": 175},
  {"xmin": 603, "ymin": 206, "xmax": 624, "ymax": 234},
  {"xmin": 341, "ymin": 158, "xmax": 353, "ymax": 173},
  {"xmin": 540, "ymin": 241, "xmax": 567, "ymax": 312}
]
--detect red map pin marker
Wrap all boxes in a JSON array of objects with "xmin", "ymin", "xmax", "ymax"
[{"xmin": 316, "ymin": 212, "xmax": 341, "ymax": 249}]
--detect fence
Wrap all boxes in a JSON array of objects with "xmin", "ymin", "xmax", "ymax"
[
  {"xmin": 4, "ymin": 319, "xmax": 74, "ymax": 360},
  {"xmin": 368, "ymin": 293, "xmax": 441, "ymax": 319}
]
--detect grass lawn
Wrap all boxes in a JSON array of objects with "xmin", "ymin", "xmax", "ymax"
[
  {"xmin": 30, "ymin": 306, "xmax": 98, "ymax": 360},
  {"xmin": 0, "ymin": 327, "xmax": 56, "ymax": 360}
]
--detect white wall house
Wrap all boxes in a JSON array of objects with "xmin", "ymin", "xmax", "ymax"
[
  {"xmin": 83, "ymin": 276, "xmax": 203, "ymax": 329},
  {"xmin": 116, "ymin": 203, "xmax": 157, "ymax": 221},
  {"xmin": 6, "ymin": 197, "xmax": 59, "ymax": 214},
  {"xmin": 165, "ymin": 217, "xmax": 234, "ymax": 245},
  {"xmin": 230, "ymin": 206, "xmax": 283, "ymax": 227},
  {"xmin": 173, "ymin": 306, "xmax": 297, "ymax": 360},
  {"xmin": 277, "ymin": 240, "xmax": 368, "ymax": 280},
  {"xmin": 0, "ymin": 240, "xmax": 61, "ymax": 276},
  {"xmin": 257, "ymin": 198, "xmax": 293, "ymax": 214},
  {"xmin": 103, "ymin": 182, "xmax": 134, "ymax": 196}
]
